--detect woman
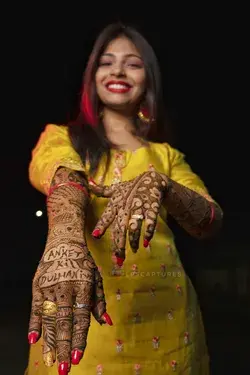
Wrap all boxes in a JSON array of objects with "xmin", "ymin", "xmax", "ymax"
[{"xmin": 26, "ymin": 23, "xmax": 223, "ymax": 375}]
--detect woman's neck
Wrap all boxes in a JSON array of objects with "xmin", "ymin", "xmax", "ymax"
[{"xmin": 102, "ymin": 107, "xmax": 144, "ymax": 150}]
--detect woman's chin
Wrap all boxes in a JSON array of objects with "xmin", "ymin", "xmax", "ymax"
[{"xmin": 104, "ymin": 100, "xmax": 134, "ymax": 112}]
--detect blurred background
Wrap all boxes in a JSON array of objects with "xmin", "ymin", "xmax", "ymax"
[{"xmin": 1, "ymin": 4, "xmax": 248, "ymax": 374}]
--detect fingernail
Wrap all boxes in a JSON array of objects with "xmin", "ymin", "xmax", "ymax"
[
  {"xmin": 102, "ymin": 312, "xmax": 113, "ymax": 326},
  {"xmin": 88, "ymin": 178, "xmax": 97, "ymax": 186},
  {"xmin": 28, "ymin": 331, "xmax": 39, "ymax": 344},
  {"xmin": 71, "ymin": 349, "xmax": 83, "ymax": 365},
  {"xmin": 58, "ymin": 361, "xmax": 69, "ymax": 375},
  {"xmin": 92, "ymin": 229, "xmax": 101, "ymax": 238},
  {"xmin": 143, "ymin": 239, "xmax": 150, "ymax": 248},
  {"xmin": 115, "ymin": 256, "xmax": 124, "ymax": 267}
]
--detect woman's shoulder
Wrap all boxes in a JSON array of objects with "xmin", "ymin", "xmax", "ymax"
[
  {"xmin": 149, "ymin": 141, "xmax": 185, "ymax": 162},
  {"xmin": 38, "ymin": 123, "xmax": 69, "ymax": 140},
  {"xmin": 29, "ymin": 123, "xmax": 84, "ymax": 194}
]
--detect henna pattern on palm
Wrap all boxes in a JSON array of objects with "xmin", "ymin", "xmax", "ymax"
[
  {"xmin": 90, "ymin": 170, "xmax": 223, "ymax": 265},
  {"xmin": 28, "ymin": 167, "xmax": 111, "ymax": 372}
]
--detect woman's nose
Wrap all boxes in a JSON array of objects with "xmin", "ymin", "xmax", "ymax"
[{"xmin": 110, "ymin": 63, "xmax": 125, "ymax": 77}]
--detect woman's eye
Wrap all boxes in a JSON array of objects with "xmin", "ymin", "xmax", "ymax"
[
  {"xmin": 99, "ymin": 61, "xmax": 112, "ymax": 66},
  {"xmin": 126, "ymin": 61, "xmax": 143, "ymax": 68}
]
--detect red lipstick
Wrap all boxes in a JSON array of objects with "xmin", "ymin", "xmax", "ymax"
[{"xmin": 106, "ymin": 80, "xmax": 132, "ymax": 93}]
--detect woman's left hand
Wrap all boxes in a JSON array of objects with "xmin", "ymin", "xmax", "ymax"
[{"xmin": 90, "ymin": 171, "xmax": 169, "ymax": 266}]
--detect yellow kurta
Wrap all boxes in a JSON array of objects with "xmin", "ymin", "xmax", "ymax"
[{"xmin": 26, "ymin": 124, "xmax": 211, "ymax": 375}]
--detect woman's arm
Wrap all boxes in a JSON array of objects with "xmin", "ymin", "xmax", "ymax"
[
  {"xmin": 163, "ymin": 178, "xmax": 223, "ymax": 239},
  {"xmin": 28, "ymin": 167, "xmax": 110, "ymax": 373}
]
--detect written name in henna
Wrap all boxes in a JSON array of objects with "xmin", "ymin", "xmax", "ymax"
[
  {"xmin": 44, "ymin": 247, "xmax": 84, "ymax": 262},
  {"xmin": 39, "ymin": 268, "xmax": 93, "ymax": 288}
]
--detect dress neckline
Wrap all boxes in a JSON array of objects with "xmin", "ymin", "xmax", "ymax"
[{"xmin": 110, "ymin": 141, "xmax": 151, "ymax": 154}]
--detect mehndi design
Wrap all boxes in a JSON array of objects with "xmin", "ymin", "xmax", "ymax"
[
  {"xmin": 90, "ymin": 170, "xmax": 223, "ymax": 265},
  {"xmin": 28, "ymin": 167, "xmax": 112, "ymax": 375}
]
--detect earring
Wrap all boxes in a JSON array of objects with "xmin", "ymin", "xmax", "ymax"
[{"xmin": 138, "ymin": 107, "xmax": 151, "ymax": 124}]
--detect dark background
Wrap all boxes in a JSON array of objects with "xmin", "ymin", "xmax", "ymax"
[{"xmin": 2, "ymin": 5, "xmax": 248, "ymax": 374}]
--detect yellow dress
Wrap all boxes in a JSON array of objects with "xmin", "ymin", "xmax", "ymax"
[{"xmin": 26, "ymin": 124, "xmax": 212, "ymax": 375}]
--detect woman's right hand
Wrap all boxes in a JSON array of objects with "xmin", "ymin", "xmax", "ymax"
[
  {"xmin": 28, "ymin": 243, "xmax": 111, "ymax": 375},
  {"xmin": 27, "ymin": 167, "xmax": 112, "ymax": 375}
]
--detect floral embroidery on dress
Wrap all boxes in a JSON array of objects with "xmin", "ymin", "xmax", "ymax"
[
  {"xmin": 116, "ymin": 288, "xmax": 121, "ymax": 301},
  {"xmin": 116, "ymin": 339, "xmax": 124, "ymax": 352},
  {"xmin": 176, "ymin": 284, "xmax": 182, "ymax": 294},
  {"xmin": 131, "ymin": 264, "xmax": 138, "ymax": 275},
  {"xmin": 184, "ymin": 331, "xmax": 190, "ymax": 345},
  {"xmin": 160, "ymin": 263, "xmax": 166, "ymax": 277},
  {"xmin": 112, "ymin": 151, "xmax": 126, "ymax": 184},
  {"xmin": 149, "ymin": 285, "xmax": 156, "ymax": 297},
  {"xmin": 134, "ymin": 363, "xmax": 141, "ymax": 374},
  {"xmin": 96, "ymin": 364, "xmax": 103, "ymax": 375},
  {"xmin": 152, "ymin": 336, "xmax": 160, "ymax": 349},
  {"xmin": 171, "ymin": 360, "xmax": 177, "ymax": 371},
  {"xmin": 166, "ymin": 244, "xmax": 173, "ymax": 255},
  {"xmin": 133, "ymin": 312, "xmax": 142, "ymax": 324},
  {"xmin": 167, "ymin": 309, "xmax": 174, "ymax": 320},
  {"xmin": 34, "ymin": 360, "xmax": 39, "ymax": 370}
]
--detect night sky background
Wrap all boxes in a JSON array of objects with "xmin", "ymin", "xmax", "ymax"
[{"xmin": 1, "ymin": 5, "xmax": 248, "ymax": 374}]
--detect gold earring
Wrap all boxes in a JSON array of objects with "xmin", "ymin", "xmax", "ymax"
[{"xmin": 138, "ymin": 108, "xmax": 151, "ymax": 124}]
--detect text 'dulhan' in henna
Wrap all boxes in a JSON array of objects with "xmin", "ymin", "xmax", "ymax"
[{"xmin": 39, "ymin": 268, "xmax": 94, "ymax": 288}]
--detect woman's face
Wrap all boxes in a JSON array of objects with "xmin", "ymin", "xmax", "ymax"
[{"xmin": 95, "ymin": 36, "xmax": 146, "ymax": 112}]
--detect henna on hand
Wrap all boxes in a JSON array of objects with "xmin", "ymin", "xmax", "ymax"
[
  {"xmin": 91, "ymin": 171, "xmax": 169, "ymax": 264},
  {"xmin": 28, "ymin": 167, "xmax": 110, "ymax": 372},
  {"xmin": 90, "ymin": 170, "xmax": 223, "ymax": 266}
]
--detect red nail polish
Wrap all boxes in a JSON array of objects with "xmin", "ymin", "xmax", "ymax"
[
  {"xmin": 102, "ymin": 312, "xmax": 113, "ymax": 326},
  {"xmin": 92, "ymin": 229, "xmax": 101, "ymax": 238},
  {"xmin": 71, "ymin": 349, "xmax": 83, "ymax": 365},
  {"xmin": 28, "ymin": 331, "xmax": 39, "ymax": 344},
  {"xmin": 88, "ymin": 178, "xmax": 97, "ymax": 186},
  {"xmin": 116, "ymin": 256, "xmax": 124, "ymax": 267},
  {"xmin": 58, "ymin": 361, "xmax": 69, "ymax": 375},
  {"xmin": 143, "ymin": 239, "xmax": 150, "ymax": 248}
]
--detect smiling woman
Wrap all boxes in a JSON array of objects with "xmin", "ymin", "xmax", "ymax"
[
  {"xmin": 95, "ymin": 37, "xmax": 146, "ymax": 110},
  {"xmin": 26, "ymin": 22, "xmax": 222, "ymax": 375}
]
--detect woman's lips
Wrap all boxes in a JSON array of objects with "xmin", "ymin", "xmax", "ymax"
[{"xmin": 106, "ymin": 81, "xmax": 132, "ymax": 93}]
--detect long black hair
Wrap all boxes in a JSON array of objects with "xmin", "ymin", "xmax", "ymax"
[{"xmin": 68, "ymin": 22, "xmax": 168, "ymax": 176}]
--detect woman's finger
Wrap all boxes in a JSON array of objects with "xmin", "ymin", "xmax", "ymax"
[
  {"xmin": 28, "ymin": 279, "xmax": 43, "ymax": 344},
  {"xmin": 92, "ymin": 199, "xmax": 117, "ymax": 238},
  {"xmin": 89, "ymin": 180, "xmax": 116, "ymax": 197},
  {"xmin": 143, "ymin": 202, "xmax": 161, "ymax": 244},
  {"xmin": 110, "ymin": 210, "xmax": 128, "ymax": 265},
  {"xmin": 55, "ymin": 282, "xmax": 74, "ymax": 375},
  {"xmin": 91, "ymin": 267, "xmax": 112, "ymax": 326},
  {"xmin": 128, "ymin": 210, "xmax": 144, "ymax": 253},
  {"xmin": 42, "ymin": 298, "xmax": 57, "ymax": 367},
  {"xmin": 71, "ymin": 282, "xmax": 93, "ymax": 366}
]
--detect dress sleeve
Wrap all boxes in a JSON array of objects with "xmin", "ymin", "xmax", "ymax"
[
  {"xmin": 165, "ymin": 143, "xmax": 214, "ymax": 202},
  {"xmin": 28, "ymin": 124, "xmax": 86, "ymax": 195}
]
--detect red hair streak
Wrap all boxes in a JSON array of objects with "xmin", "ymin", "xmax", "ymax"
[{"xmin": 81, "ymin": 87, "xmax": 97, "ymax": 127}]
